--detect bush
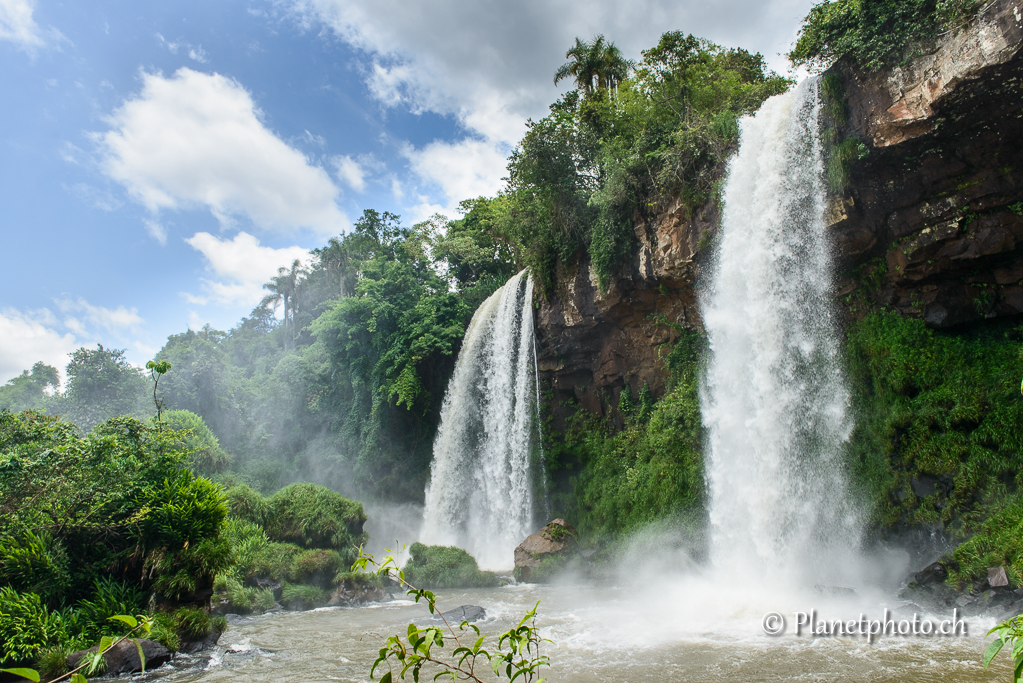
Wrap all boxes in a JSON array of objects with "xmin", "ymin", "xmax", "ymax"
[
  {"xmin": 0, "ymin": 587, "xmax": 65, "ymax": 664},
  {"xmin": 401, "ymin": 544, "xmax": 498, "ymax": 589},
  {"xmin": 160, "ymin": 409, "xmax": 232, "ymax": 474},
  {"xmin": 245, "ymin": 542, "xmax": 301, "ymax": 583},
  {"xmin": 76, "ymin": 577, "xmax": 144, "ymax": 640},
  {"xmin": 224, "ymin": 484, "xmax": 267, "ymax": 526},
  {"xmin": 0, "ymin": 530, "xmax": 70, "ymax": 602},
  {"xmin": 947, "ymin": 496, "xmax": 1023, "ymax": 588},
  {"xmin": 173, "ymin": 606, "xmax": 211, "ymax": 640},
  {"xmin": 280, "ymin": 583, "xmax": 330, "ymax": 610},
  {"xmin": 289, "ymin": 549, "xmax": 346, "ymax": 588},
  {"xmin": 263, "ymin": 483, "xmax": 368, "ymax": 556}
]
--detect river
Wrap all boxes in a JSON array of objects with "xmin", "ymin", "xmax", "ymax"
[{"xmin": 150, "ymin": 579, "xmax": 1010, "ymax": 682}]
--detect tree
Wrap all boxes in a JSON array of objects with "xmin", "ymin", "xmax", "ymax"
[
  {"xmin": 554, "ymin": 35, "xmax": 634, "ymax": 98},
  {"xmin": 62, "ymin": 346, "xmax": 149, "ymax": 430},
  {"xmin": 0, "ymin": 363, "xmax": 59, "ymax": 412},
  {"xmin": 260, "ymin": 259, "xmax": 309, "ymax": 348}
]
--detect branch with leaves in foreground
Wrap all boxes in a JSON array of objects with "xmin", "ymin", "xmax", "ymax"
[
  {"xmin": 1, "ymin": 614, "xmax": 153, "ymax": 683},
  {"xmin": 353, "ymin": 547, "xmax": 550, "ymax": 683},
  {"xmin": 985, "ymin": 614, "xmax": 1023, "ymax": 682}
]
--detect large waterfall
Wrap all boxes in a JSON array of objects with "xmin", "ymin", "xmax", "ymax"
[
  {"xmin": 421, "ymin": 270, "xmax": 540, "ymax": 569},
  {"xmin": 701, "ymin": 78, "xmax": 861, "ymax": 587}
]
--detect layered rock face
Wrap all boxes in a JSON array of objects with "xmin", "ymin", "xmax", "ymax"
[
  {"xmin": 830, "ymin": 0, "xmax": 1023, "ymax": 327},
  {"xmin": 536, "ymin": 0, "xmax": 1023, "ymax": 416},
  {"xmin": 535, "ymin": 201, "xmax": 715, "ymax": 425}
]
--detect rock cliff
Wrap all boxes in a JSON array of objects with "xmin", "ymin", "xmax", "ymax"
[{"xmin": 535, "ymin": 0, "xmax": 1023, "ymax": 417}]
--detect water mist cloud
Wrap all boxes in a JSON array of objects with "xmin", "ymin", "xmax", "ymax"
[{"xmin": 96, "ymin": 68, "xmax": 347, "ymax": 235}]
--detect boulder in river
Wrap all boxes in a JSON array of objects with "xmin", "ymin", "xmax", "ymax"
[
  {"xmin": 436, "ymin": 605, "xmax": 486, "ymax": 623},
  {"xmin": 67, "ymin": 638, "xmax": 172, "ymax": 676},
  {"xmin": 514, "ymin": 519, "xmax": 578, "ymax": 582},
  {"xmin": 327, "ymin": 573, "xmax": 391, "ymax": 606}
]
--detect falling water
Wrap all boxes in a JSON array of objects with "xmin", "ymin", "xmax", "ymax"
[
  {"xmin": 421, "ymin": 270, "xmax": 540, "ymax": 569},
  {"xmin": 701, "ymin": 78, "xmax": 860, "ymax": 588}
]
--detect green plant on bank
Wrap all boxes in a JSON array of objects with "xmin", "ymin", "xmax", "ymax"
[
  {"xmin": 1, "ymin": 613, "xmax": 153, "ymax": 683},
  {"xmin": 402, "ymin": 543, "xmax": 499, "ymax": 589},
  {"xmin": 353, "ymin": 548, "xmax": 549, "ymax": 683},
  {"xmin": 986, "ymin": 614, "xmax": 1023, "ymax": 682}
]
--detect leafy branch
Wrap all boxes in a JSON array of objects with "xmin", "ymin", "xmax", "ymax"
[
  {"xmin": 352, "ymin": 547, "xmax": 550, "ymax": 683},
  {"xmin": 146, "ymin": 360, "xmax": 171, "ymax": 422}
]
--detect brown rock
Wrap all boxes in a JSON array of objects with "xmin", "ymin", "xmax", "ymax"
[
  {"xmin": 514, "ymin": 519, "xmax": 578, "ymax": 582},
  {"xmin": 67, "ymin": 639, "xmax": 172, "ymax": 676}
]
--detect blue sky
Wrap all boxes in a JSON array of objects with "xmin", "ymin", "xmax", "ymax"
[{"xmin": 0, "ymin": 0, "xmax": 815, "ymax": 384}]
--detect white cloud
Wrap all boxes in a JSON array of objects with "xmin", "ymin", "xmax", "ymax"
[
  {"xmin": 0, "ymin": 0, "xmax": 58, "ymax": 51},
  {"xmin": 55, "ymin": 297, "xmax": 145, "ymax": 334},
  {"xmin": 333, "ymin": 154, "xmax": 367, "ymax": 192},
  {"xmin": 403, "ymin": 138, "xmax": 508, "ymax": 214},
  {"xmin": 156, "ymin": 33, "xmax": 210, "ymax": 63},
  {"xmin": 144, "ymin": 218, "xmax": 167, "ymax": 245},
  {"xmin": 184, "ymin": 231, "xmax": 311, "ymax": 307},
  {"xmin": 0, "ymin": 308, "xmax": 76, "ymax": 384},
  {"xmin": 97, "ymin": 68, "xmax": 347, "ymax": 235},
  {"xmin": 289, "ymin": 0, "xmax": 813, "ymax": 147},
  {"xmin": 66, "ymin": 183, "xmax": 123, "ymax": 211}
]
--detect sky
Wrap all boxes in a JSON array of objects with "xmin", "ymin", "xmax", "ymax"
[{"xmin": 0, "ymin": 0, "xmax": 816, "ymax": 385}]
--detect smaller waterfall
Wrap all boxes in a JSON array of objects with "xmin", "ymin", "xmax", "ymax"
[{"xmin": 421, "ymin": 270, "xmax": 540, "ymax": 569}]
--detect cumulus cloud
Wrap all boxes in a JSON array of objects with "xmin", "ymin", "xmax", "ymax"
[
  {"xmin": 0, "ymin": 0, "xmax": 60, "ymax": 51},
  {"xmin": 289, "ymin": 0, "xmax": 811, "ymax": 216},
  {"xmin": 97, "ymin": 68, "xmax": 347, "ymax": 235},
  {"xmin": 55, "ymin": 297, "xmax": 145, "ymax": 336},
  {"xmin": 290, "ymin": 0, "xmax": 811, "ymax": 146},
  {"xmin": 184, "ymin": 231, "xmax": 311, "ymax": 307},
  {"xmin": 403, "ymin": 138, "xmax": 508, "ymax": 214},
  {"xmin": 0, "ymin": 308, "xmax": 76, "ymax": 384},
  {"xmin": 333, "ymin": 154, "xmax": 367, "ymax": 192}
]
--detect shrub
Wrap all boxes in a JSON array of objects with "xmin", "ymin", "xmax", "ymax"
[
  {"xmin": 245, "ymin": 542, "xmax": 301, "ymax": 583},
  {"xmin": 0, "ymin": 530, "xmax": 70, "ymax": 601},
  {"xmin": 174, "ymin": 606, "xmax": 211, "ymax": 640},
  {"xmin": 160, "ymin": 409, "xmax": 232, "ymax": 474},
  {"xmin": 289, "ymin": 549, "xmax": 346, "ymax": 588},
  {"xmin": 947, "ymin": 496, "xmax": 1023, "ymax": 588},
  {"xmin": 280, "ymin": 583, "xmax": 330, "ymax": 610},
  {"xmin": 263, "ymin": 483, "xmax": 368, "ymax": 556},
  {"xmin": 76, "ymin": 577, "xmax": 145, "ymax": 640},
  {"xmin": 148, "ymin": 612, "xmax": 180, "ymax": 652},
  {"xmin": 401, "ymin": 543, "xmax": 499, "ymax": 589},
  {"xmin": 0, "ymin": 587, "xmax": 65, "ymax": 664},
  {"xmin": 224, "ymin": 484, "xmax": 267, "ymax": 526}
]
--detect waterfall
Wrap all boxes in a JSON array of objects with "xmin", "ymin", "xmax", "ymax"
[
  {"xmin": 701, "ymin": 78, "xmax": 860, "ymax": 587},
  {"xmin": 421, "ymin": 270, "xmax": 539, "ymax": 570}
]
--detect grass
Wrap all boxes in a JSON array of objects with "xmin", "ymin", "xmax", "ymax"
[{"xmin": 280, "ymin": 583, "xmax": 330, "ymax": 610}]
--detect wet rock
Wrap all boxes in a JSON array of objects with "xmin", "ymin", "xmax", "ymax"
[
  {"xmin": 67, "ymin": 639, "xmax": 172, "ymax": 676},
  {"xmin": 436, "ymin": 605, "xmax": 486, "ymax": 623},
  {"xmin": 179, "ymin": 625, "xmax": 224, "ymax": 654},
  {"xmin": 327, "ymin": 576, "xmax": 391, "ymax": 607},
  {"xmin": 989, "ymin": 566, "xmax": 1010, "ymax": 587},
  {"xmin": 514, "ymin": 519, "xmax": 578, "ymax": 582}
]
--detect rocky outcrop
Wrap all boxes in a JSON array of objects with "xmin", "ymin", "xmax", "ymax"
[
  {"xmin": 435, "ymin": 605, "xmax": 487, "ymax": 623},
  {"xmin": 830, "ymin": 0, "xmax": 1023, "ymax": 327},
  {"xmin": 67, "ymin": 639, "xmax": 172, "ymax": 676},
  {"xmin": 513, "ymin": 519, "xmax": 579, "ymax": 582},
  {"xmin": 535, "ymin": 200, "xmax": 716, "ymax": 425},
  {"xmin": 327, "ymin": 576, "xmax": 391, "ymax": 606}
]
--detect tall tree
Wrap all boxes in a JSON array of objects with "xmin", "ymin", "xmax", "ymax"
[
  {"xmin": 554, "ymin": 35, "xmax": 634, "ymax": 98},
  {"xmin": 62, "ymin": 345, "xmax": 149, "ymax": 430},
  {"xmin": 260, "ymin": 259, "xmax": 308, "ymax": 348}
]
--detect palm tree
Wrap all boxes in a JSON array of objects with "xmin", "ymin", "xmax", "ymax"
[
  {"xmin": 260, "ymin": 259, "xmax": 307, "ymax": 348},
  {"xmin": 554, "ymin": 35, "xmax": 634, "ymax": 98}
]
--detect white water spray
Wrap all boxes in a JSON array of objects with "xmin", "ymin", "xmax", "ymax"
[
  {"xmin": 701, "ymin": 78, "xmax": 861, "ymax": 588},
  {"xmin": 421, "ymin": 270, "xmax": 540, "ymax": 569}
]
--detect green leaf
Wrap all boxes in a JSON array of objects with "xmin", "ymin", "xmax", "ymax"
[
  {"xmin": 109, "ymin": 614, "xmax": 138, "ymax": 629},
  {"xmin": 985, "ymin": 637, "xmax": 1006, "ymax": 668},
  {"xmin": 131, "ymin": 638, "xmax": 146, "ymax": 673},
  {"xmin": 0, "ymin": 668, "xmax": 41, "ymax": 682},
  {"xmin": 98, "ymin": 635, "xmax": 114, "ymax": 653},
  {"xmin": 380, "ymin": 672, "xmax": 393, "ymax": 683},
  {"xmin": 71, "ymin": 674, "xmax": 88, "ymax": 683}
]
